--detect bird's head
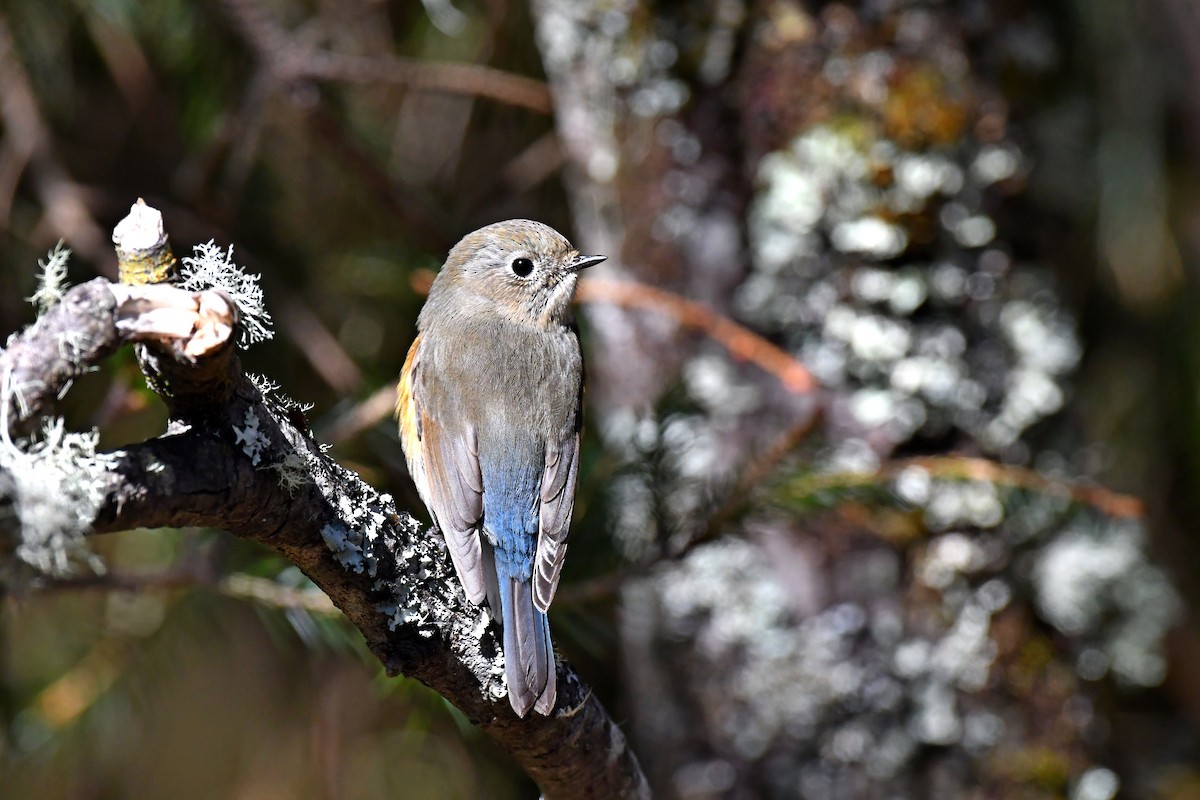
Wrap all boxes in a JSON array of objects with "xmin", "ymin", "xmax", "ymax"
[{"xmin": 428, "ymin": 219, "xmax": 605, "ymax": 329}]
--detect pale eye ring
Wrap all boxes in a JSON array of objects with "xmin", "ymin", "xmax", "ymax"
[{"xmin": 510, "ymin": 257, "xmax": 534, "ymax": 277}]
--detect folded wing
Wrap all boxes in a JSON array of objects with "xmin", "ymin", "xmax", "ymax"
[
  {"xmin": 404, "ymin": 338, "xmax": 488, "ymax": 605},
  {"xmin": 533, "ymin": 433, "xmax": 580, "ymax": 612}
]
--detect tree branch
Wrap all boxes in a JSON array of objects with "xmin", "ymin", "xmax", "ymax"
[
  {"xmin": 0, "ymin": 210, "xmax": 650, "ymax": 799},
  {"xmin": 218, "ymin": 0, "xmax": 554, "ymax": 113}
]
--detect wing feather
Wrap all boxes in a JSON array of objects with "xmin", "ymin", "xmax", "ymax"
[
  {"xmin": 400, "ymin": 336, "xmax": 487, "ymax": 605},
  {"xmin": 533, "ymin": 433, "xmax": 580, "ymax": 612}
]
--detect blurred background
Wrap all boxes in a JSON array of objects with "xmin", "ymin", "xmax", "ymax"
[{"xmin": 2, "ymin": 0, "xmax": 1200, "ymax": 797}]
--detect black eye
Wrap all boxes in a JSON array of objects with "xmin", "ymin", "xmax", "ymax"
[{"xmin": 510, "ymin": 257, "xmax": 534, "ymax": 277}]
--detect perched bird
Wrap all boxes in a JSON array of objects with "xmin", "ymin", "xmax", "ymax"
[{"xmin": 396, "ymin": 220, "xmax": 604, "ymax": 717}]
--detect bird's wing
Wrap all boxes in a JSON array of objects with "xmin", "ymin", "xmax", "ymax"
[
  {"xmin": 533, "ymin": 431, "xmax": 580, "ymax": 612},
  {"xmin": 400, "ymin": 335, "xmax": 488, "ymax": 605},
  {"xmin": 396, "ymin": 337, "xmax": 427, "ymax": 499}
]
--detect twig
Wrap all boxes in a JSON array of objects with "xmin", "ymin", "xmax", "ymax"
[
  {"xmin": 558, "ymin": 416, "xmax": 825, "ymax": 608},
  {"xmin": 559, "ymin": 450, "xmax": 1146, "ymax": 607},
  {"xmin": 300, "ymin": 94, "xmax": 452, "ymax": 253},
  {"xmin": 769, "ymin": 455, "xmax": 1146, "ymax": 524},
  {"xmin": 219, "ymin": 0, "xmax": 553, "ymax": 113},
  {"xmin": 464, "ymin": 131, "xmax": 566, "ymax": 214},
  {"xmin": 893, "ymin": 455, "xmax": 1145, "ymax": 519},
  {"xmin": 213, "ymin": 0, "xmax": 466, "ymax": 252},
  {"xmin": 577, "ymin": 278, "xmax": 817, "ymax": 395},
  {"xmin": 686, "ymin": 413, "xmax": 824, "ymax": 557},
  {"xmin": 301, "ymin": 51, "xmax": 553, "ymax": 114},
  {"xmin": 35, "ymin": 568, "xmax": 341, "ymax": 615},
  {"xmin": 220, "ymin": 573, "xmax": 340, "ymax": 615},
  {"xmin": 273, "ymin": 289, "xmax": 365, "ymax": 396}
]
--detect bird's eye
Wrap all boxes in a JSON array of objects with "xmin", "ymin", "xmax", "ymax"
[{"xmin": 510, "ymin": 257, "xmax": 534, "ymax": 277}]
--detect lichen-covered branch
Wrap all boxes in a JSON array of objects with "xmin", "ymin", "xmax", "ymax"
[{"xmin": 0, "ymin": 212, "xmax": 650, "ymax": 799}]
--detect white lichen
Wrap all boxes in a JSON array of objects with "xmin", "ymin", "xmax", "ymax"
[
  {"xmin": 179, "ymin": 241, "xmax": 273, "ymax": 347},
  {"xmin": 1, "ymin": 373, "xmax": 106, "ymax": 578},
  {"xmin": 320, "ymin": 522, "xmax": 366, "ymax": 573},
  {"xmin": 1071, "ymin": 767, "xmax": 1119, "ymax": 800},
  {"xmin": 233, "ymin": 409, "xmax": 271, "ymax": 466},
  {"xmin": 27, "ymin": 242, "xmax": 71, "ymax": 315},
  {"xmin": 271, "ymin": 452, "xmax": 310, "ymax": 496},
  {"xmin": 248, "ymin": 373, "xmax": 314, "ymax": 417}
]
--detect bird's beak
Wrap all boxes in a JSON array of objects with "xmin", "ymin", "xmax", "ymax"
[{"xmin": 569, "ymin": 253, "xmax": 607, "ymax": 272}]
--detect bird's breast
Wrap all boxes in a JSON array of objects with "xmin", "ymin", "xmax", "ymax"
[{"xmin": 426, "ymin": 316, "xmax": 582, "ymax": 441}]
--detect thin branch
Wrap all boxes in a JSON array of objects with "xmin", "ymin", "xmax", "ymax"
[
  {"xmin": 559, "ymin": 450, "xmax": 1145, "ymax": 607},
  {"xmin": 212, "ymin": 0, "xmax": 462, "ymax": 253},
  {"xmin": 577, "ymin": 278, "xmax": 818, "ymax": 395},
  {"xmin": 218, "ymin": 0, "xmax": 553, "ymax": 113},
  {"xmin": 891, "ymin": 455, "xmax": 1145, "ymax": 519},
  {"xmin": 688, "ymin": 414, "xmax": 824, "ymax": 555},
  {"xmin": 301, "ymin": 51, "xmax": 554, "ymax": 114},
  {"xmin": 298, "ymin": 91, "xmax": 453, "ymax": 253},
  {"xmin": 220, "ymin": 573, "xmax": 340, "ymax": 615},
  {"xmin": 272, "ymin": 290, "xmax": 365, "ymax": 396},
  {"xmin": 464, "ymin": 131, "xmax": 566, "ymax": 215}
]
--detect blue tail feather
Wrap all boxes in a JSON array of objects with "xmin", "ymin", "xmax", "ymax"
[
  {"xmin": 481, "ymin": 459, "xmax": 555, "ymax": 715},
  {"xmin": 499, "ymin": 573, "xmax": 556, "ymax": 717}
]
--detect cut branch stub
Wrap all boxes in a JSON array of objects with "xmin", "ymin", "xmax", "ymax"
[{"xmin": 113, "ymin": 198, "xmax": 179, "ymax": 286}]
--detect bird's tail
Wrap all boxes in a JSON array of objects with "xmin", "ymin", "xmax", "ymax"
[{"xmin": 499, "ymin": 573, "xmax": 556, "ymax": 717}]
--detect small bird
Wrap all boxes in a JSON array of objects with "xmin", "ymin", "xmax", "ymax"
[{"xmin": 396, "ymin": 219, "xmax": 604, "ymax": 717}]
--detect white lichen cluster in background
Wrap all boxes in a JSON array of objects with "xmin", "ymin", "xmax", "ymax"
[
  {"xmin": 532, "ymin": 0, "xmax": 625, "ymax": 186},
  {"xmin": 740, "ymin": 122, "xmax": 1074, "ymax": 465},
  {"xmin": 655, "ymin": 538, "xmax": 937, "ymax": 782},
  {"xmin": 180, "ymin": 241, "xmax": 273, "ymax": 347},
  {"xmin": 649, "ymin": 482, "xmax": 1161, "ymax": 794},
  {"xmin": 533, "ymin": 0, "xmax": 729, "ymax": 193},
  {"xmin": 593, "ymin": 5, "xmax": 1173, "ymax": 790},
  {"xmin": 1033, "ymin": 519, "xmax": 1179, "ymax": 686}
]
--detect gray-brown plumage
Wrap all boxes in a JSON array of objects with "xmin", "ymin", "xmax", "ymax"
[{"xmin": 396, "ymin": 219, "xmax": 603, "ymax": 716}]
